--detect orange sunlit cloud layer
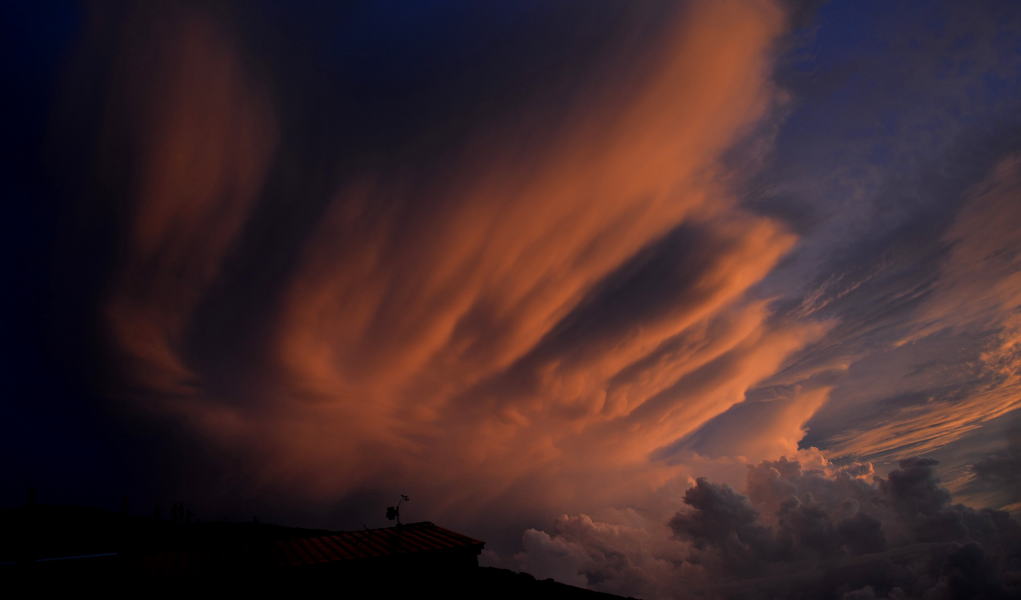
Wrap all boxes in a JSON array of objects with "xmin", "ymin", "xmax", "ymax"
[
  {"xmin": 15, "ymin": 0, "xmax": 1021, "ymax": 596},
  {"xmin": 99, "ymin": 0, "xmax": 819, "ymax": 526},
  {"xmin": 61, "ymin": 0, "xmax": 1021, "ymax": 563},
  {"xmin": 17, "ymin": 0, "xmax": 1021, "ymax": 596}
]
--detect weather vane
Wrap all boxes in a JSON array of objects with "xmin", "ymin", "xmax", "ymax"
[{"xmin": 386, "ymin": 494, "xmax": 410, "ymax": 526}]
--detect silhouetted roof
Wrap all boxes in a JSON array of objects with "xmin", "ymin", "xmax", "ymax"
[{"xmin": 275, "ymin": 522, "xmax": 484, "ymax": 567}]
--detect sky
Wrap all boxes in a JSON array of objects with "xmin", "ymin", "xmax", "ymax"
[{"xmin": 4, "ymin": 1, "xmax": 1021, "ymax": 598}]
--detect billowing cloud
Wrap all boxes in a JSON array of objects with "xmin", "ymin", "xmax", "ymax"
[{"xmin": 513, "ymin": 456, "xmax": 1021, "ymax": 599}]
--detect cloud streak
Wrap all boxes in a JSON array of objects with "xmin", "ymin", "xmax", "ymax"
[
  {"xmin": 75, "ymin": 0, "xmax": 813, "ymax": 533},
  {"xmin": 799, "ymin": 156, "xmax": 1021, "ymax": 463},
  {"xmin": 40, "ymin": 2, "xmax": 1021, "ymax": 594}
]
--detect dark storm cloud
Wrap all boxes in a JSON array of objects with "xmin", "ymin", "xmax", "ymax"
[
  {"xmin": 684, "ymin": 458, "xmax": 1021, "ymax": 599},
  {"xmin": 519, "ymin": 456, "xmax": 1021, "ymax": 599}
]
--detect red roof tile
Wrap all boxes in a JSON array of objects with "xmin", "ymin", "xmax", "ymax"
[{"xmin": 275, "ymin": 522, "xmax": 484, "ymax": 567}]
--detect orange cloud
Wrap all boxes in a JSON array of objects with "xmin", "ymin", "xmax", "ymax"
[
  {"xmin": 99, "ymin": 0, "xmax": 805, "ymax": 530},
  {"xmin": 102, "ymin": 4, "xmax": 277, "ymax": 405}
]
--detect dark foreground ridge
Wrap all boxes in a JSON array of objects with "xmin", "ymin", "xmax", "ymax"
[{"xmin": 0, "ymin": 504, "xmax": 636, "ymax": 598}]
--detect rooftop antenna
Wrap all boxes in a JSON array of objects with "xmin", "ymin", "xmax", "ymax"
[{"xmin": 386, "ymin": 494, "xmax": 410, "ymax": 526}]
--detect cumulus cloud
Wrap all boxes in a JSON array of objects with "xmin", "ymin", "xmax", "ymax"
[{"xmin": 513, "ymin": 456, "xmax": 1021, "ymax": 599}]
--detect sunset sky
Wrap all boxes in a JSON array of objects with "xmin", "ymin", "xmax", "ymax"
[{"xmin": 5, "ymin": 1, "xmax": 1021, "ymax": 597}]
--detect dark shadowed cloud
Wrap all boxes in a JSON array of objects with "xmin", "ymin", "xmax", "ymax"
[{"xmin": 514, "ymin": 456, "xmax": 1021, "ymax": 599}]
